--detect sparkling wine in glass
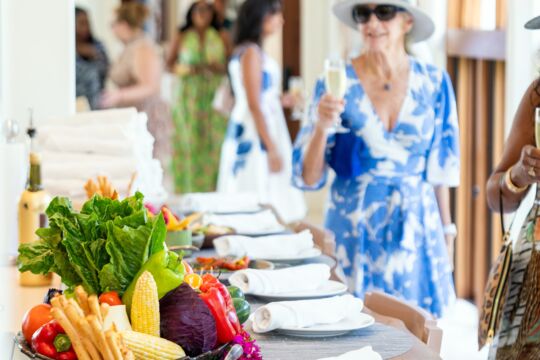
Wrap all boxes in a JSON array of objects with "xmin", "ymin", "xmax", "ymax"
[{"xmin": 324, "ymin": 58, "xmax": 348, "ymax": 132}]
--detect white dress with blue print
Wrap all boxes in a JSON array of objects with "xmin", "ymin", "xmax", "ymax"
[
  {"xmin": 217, "ymin": 45, "xmax": 306, "ymax": 222},
  {"xmin": 292, "ymin": 57, "xmax": 460, "ymax": 317}
]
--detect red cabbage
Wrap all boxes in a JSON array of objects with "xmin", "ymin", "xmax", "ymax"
[{"xmin": 160, "ymin": 283, "xmax": 217, "ymax": 356}]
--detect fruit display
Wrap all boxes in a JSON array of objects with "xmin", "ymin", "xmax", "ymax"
[{"xmin": 16, "ymin": 192, "xmax": 259, "ymax": 360}]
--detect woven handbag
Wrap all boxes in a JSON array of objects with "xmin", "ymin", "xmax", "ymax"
[{"xmin": 478, "ymin": 175, "xmax": 514, "ymax": 349}]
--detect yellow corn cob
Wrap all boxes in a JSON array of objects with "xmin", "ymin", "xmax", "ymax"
[
  {"xmin": 121, "ymin": 331, "xmax": 186, "ymax": 360},
  {"xmin": 131, "ymin": 271, "xmax": 160, "ymax": 337}
]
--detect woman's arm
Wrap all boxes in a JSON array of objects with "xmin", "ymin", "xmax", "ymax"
[
  {"xmin": 220, "ymin": 30, "xmax": 233, "ymax": 58},
  {"xmin": 102, "ymin": 43, "xmax": 161, "ymax": 107},
  {"xmin": 241, "ymin": 46, "xmax": 282, "ymax": 172},
  {"xmin": 166, "ymin": 31, "xmax": 182, "ymax": 71},
  {"xmin": 487, "ymin": 81, "xmax": 540, "ymax": 212}
]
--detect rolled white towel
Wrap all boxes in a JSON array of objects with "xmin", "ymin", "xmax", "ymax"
[
  {"xmin": 204, "ymin": 210, "xmax": 284, "ymax": 235},
  {"xmin": 229, "ymin": 264, "xmax": 330, "ymax": 294},
  {"xmin": 317, "ymin": 347, "xmax": 382, "ymax": 360},
  {"xmin": 213, "ymin": 230, "xmax": 313, "ymax": 259},
  {"xmin": 252, "ymin": 295, "xmax": 364, "ymax": 333}
]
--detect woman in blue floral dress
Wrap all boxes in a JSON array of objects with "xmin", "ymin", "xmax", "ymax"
[{"xmin": 292, "ymin": 0, "xmax": 460, "ymax": 317}]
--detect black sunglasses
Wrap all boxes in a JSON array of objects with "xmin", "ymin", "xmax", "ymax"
[{"xmin": 352, "ymin": 4, "xmax": 406, "ymax": 24}]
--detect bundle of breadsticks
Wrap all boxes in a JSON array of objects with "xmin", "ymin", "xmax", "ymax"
[
  {"xmin": 50, "ymin": 286, "xmax": 134, "ymax": 360},
  {"xmin": 84, "ymin": 176, "xmax": 119, "ymax": 200}
]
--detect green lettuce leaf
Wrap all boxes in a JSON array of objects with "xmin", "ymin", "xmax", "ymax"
[{"xmin": 17, "ymin": 191, "xmax": 166, "ymax": 295}]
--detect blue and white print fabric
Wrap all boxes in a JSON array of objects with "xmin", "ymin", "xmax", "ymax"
[
  {"xmin": 292, "ymin": 57, "xmax": 460, "ymax": 317},
  {"xmin": 217, "ymin": 45, "xmax": 306, "ymax": 223}
]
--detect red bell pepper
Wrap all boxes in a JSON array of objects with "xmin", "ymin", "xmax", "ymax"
[
  {"xmin": 32, "ymin": 320, "xmax": 78, "ymax": 360},
  {"xmin": 199, "ymin": 274, "xmax": 241, "ymax": 344}
]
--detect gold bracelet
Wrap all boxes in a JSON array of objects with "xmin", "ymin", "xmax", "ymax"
[{"xmin": 504, "ymin": 166, "xmax": 528, "ymax": 194}]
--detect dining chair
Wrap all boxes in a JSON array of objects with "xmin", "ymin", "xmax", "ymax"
[{"xmin": 364, "ymin": 291, "xmax": 443, "ymax": 354}]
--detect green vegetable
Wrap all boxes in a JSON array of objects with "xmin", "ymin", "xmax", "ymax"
[
  {"xmin": 17, "ymin": 192, "xmax": 167, "ymax": 295},
  {"xmin": 122, "ymin": 250, "xmax": 186, "ymax": 313},
  {"xmin": 54, "ymin": 334, "xmax": 71, "ymax": 353},
  {"xmin": 233, "ymin": 298, "xmax": 251, "ymax": 324},
  {"xmin": 227, "ymin": 286, "xmax": 245, "ymax": 300}
]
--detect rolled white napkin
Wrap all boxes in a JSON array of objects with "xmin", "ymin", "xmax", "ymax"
[
  {"xmin": 252, "ymin": 295, "xmax": 364, "ymax": 333},
  {"xmin": 213, "ymin": 230, "xmax": 314, "ymax": 258},
  {"xmin": 205, "ymin": 209, "xmax": 284, "ymax": 234},
  {"xmin": 317, "ymin": 347, "xmax": 382, "ymax": 360},
  {"xmin": 178, "ymin": 192, "xmax": 261, "ymax": 213},
  {"xmin": 229, "ymin": 264, "xmax": 330, "ymax": 294}
]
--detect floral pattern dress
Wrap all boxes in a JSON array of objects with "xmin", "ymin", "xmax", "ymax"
[
  {"xmin": 218, "ymin": 45, "xmax": 306, "ymax": 223},
  {"xmin": 292, "ymin": 57, "xmax": 460, "ymax": 316},
  {"xmin": 172, "ymin": 28, "xmax": 227, "ymax": 193}
]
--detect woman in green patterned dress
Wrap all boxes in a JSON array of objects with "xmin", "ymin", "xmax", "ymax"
[{"xmin": 167, "ymin": 0, "xmax": 231, "ymax": 193}]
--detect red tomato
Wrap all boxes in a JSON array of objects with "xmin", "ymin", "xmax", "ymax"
[
  {"xmin": 98, "ymin": 291, "xmax": 122, "ymax": 306},
  {"xmin": 21, "ymin": 304, "xmax": 53, "ymax": 344},
  {"xmin": 182, "ymin": 260, "xmax": 194, "ymax": 275}
]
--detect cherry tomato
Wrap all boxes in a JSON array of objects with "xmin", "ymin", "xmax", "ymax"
[
  {"xmin": 22, "ymin": 304, "xmax": 53, "ymax": 344},
  {"xmin": 98, "ymin": 291, "xmax": 122, "ymax": 306}
]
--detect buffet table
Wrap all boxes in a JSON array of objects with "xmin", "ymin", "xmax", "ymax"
[{"xmin": 3, "ymin": 263, "xmax": 440, "ymax": 360}]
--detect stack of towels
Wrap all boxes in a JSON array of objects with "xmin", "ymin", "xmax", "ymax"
[{"xmin": 38, "ymin": 108, "xmax": 166, "ymax": 202}]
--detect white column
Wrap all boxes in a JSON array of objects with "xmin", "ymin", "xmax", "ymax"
[
  {"xmin": 0, "ymin": 0, "xmax": 76, "ymax": 263},
  {"xmin": 505, "ymin": 0, "xmax": 540, "ymax": 135}
]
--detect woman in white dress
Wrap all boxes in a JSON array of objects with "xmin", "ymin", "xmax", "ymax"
[{"xmin": 218, "ymin": 0, "xmax": 306, "ymax": 222}]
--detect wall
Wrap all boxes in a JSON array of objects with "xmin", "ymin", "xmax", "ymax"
[
  {"xmin": 505, "ymin": 0, "xmax": 540, "ymax": 135},
  {"xmin": 0, "ymin": 0, "xmax": 76, "ymax": 263}
]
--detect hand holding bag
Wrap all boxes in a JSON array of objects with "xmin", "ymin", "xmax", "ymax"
[{"xmin": 478, "ymin": 175, "xmax": 514, "ymax": 349}]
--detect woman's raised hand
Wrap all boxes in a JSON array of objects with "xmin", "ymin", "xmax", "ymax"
[{"xmin": 317, "ymin": 94, "xmax": 344, "ymax": 130}]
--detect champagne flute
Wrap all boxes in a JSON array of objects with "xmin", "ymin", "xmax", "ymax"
[
  {"xmin": 288, "ymin": 76, "xmax": 304, "ymax": 121},
  {"xmin": 324, "ymin": 58, "xmax": 348, "ymax": 133}
]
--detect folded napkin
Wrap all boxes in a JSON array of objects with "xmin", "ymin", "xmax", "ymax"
[
  {"xmin": 317, "ymin": 347, "xmax": 382, "ymax": 360},
  {"xmin": 252, "ymin": 295, "xmax": 363, "ymax": 333},
  {"xmin": 205, "ymin": 209, "xmax": 284, "ymax": 234},
  {"xmin": 213, "ymin": 230, "xmax": 314, "ymax": 258},
  {"xmin": 228, "ymin": 263, "xmax": 330, "ymax": 294},
  {"xmin": 178, "ymin": 192, "xmax": 261, "ymax": 213}
]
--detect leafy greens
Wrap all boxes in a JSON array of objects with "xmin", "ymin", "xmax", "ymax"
[{"xmin": 18, "ymin": 192, "xmax": 166, "ymax": 295}]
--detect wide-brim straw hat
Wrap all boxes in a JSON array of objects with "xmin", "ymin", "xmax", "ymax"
[{"xmin": 332, "ymin": 0, "xmax": 435, "ymax": 43}]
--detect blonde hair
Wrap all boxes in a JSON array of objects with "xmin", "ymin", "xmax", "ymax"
[{"xmin": 116, "ymin": 2, "xmax": 149, "ymax": 29}]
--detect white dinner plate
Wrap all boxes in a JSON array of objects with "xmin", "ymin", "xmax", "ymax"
[
  {"xmin": 249, "ymin": 280, "xmax": 348, "ymax": 301},
  {"xmin": 255, "ymin": 247, "xmax": 322, "ymax": 263},
  {"xmin": 275, "ymin": 312, "xmax": 375, "ymax": 338},
  {"xmin": 235, "ymin": 226, "xmax": 288, "ymax": 237}
]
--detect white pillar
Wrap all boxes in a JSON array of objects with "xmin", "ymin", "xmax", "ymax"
[
  {"xmin": 0, "ymin": 0, "xmax": 76, "ymax": 263},
  {"xmin": 505, "ymin": 0, "xmax": 540, "ymax": 135}
]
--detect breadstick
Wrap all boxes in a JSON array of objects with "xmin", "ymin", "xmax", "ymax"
[
  {"xmin": 126, "ymin": 172, "xmax": 137, "ymax": 197},
  {"xmin": 51, "ymin": 307, "xmax": 92, "ymax": 360},
  {"xmin": 89, "ymin": 315, "xmax": 115, "ymax": 360},
  {"xmin": 88, "ymin": 295, "xmax": 103, "ymax": 324},
  {"xmin": 64, "ymin": 303, "xmax": 102, "ymax": 360},
  {"xmin": 77, "ymin": 317, "xmax": 102, "ymax": 355},
  {"xmin": 100, "ymin": 302, "xmax": 110, "ymax": 321},
  {"xmin": 75, "ymin": 286, "xmax": 91, "ymax": 315},
  {"xmin": 105, "ymin": 330, "xmax": 123, "ymax": 360},
  {"xmin": 68, "ymin": 298, "xmax": 86, "ymax": 319}
]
